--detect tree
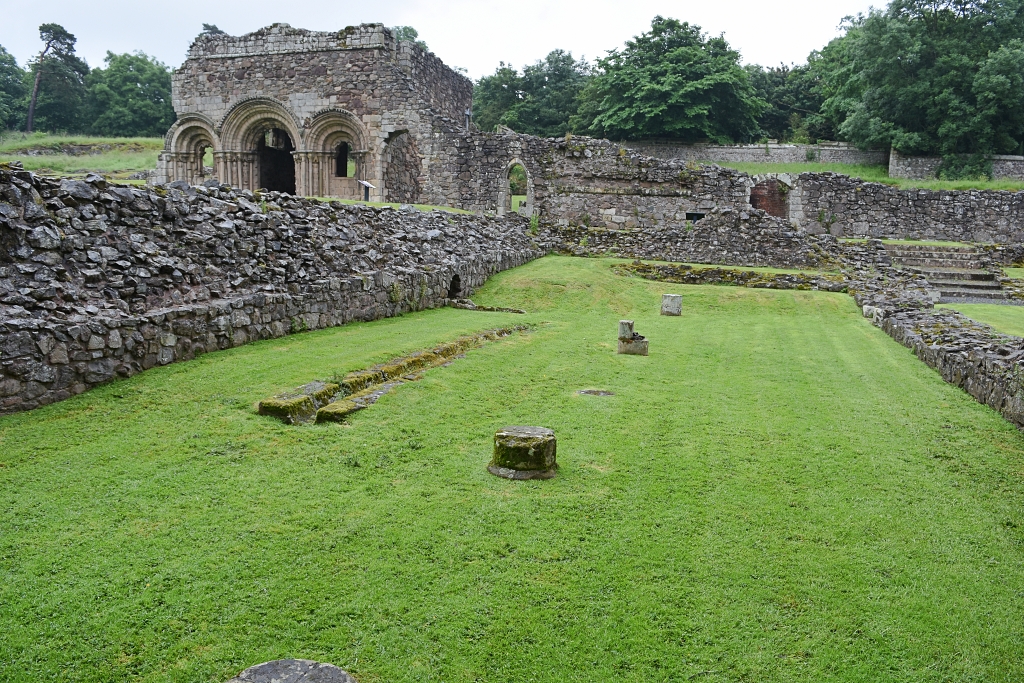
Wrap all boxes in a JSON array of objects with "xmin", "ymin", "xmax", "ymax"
[
  {"xmin": 825, "ymin": 0, "xmax": 1024, "ymax": 174},
  {"xmin": 391, "ymin": 26, "xmax": 428, "ymax": 51},
  {"xmin": 85, "ymin": 52, "xmax": 175, "ymax": 137},
  {"xmin": 570, "ymin": 16, "xmax": 765, "ymax": 142},
  {"xmin": 473, "ymin": 51, "xmax": 592, "ymax": 137},
  {"xmin": 26, "ymin": 23, "xmax": 88, "ymax": 133},
  {"xmin": 201, "ymin": 24, "xmax": 226, "ymax": 36},
  {"xmin": 473, "ymin": 62, "xmax": 522, "ymax": 132},
  {"xmin": 0, "ymin": 45, "xmax": 26, "ymax": 131}
]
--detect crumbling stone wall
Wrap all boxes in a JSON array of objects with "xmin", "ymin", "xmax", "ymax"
[
  {"xmin": 541, "ymin": 207, "xmax": 838, "ymax": 269},
  {"xmin": 423, "ymin": 132, "xmax": 752, "ymax": 228},
  {"xmin": 382, "ymin": 132, "xmax": 422, "ymax": 204},
  {"xmin": 795, "ymin": 172, "xmax": 1024, "ymax": 242},
  {"xmin": 157, "ymin": 24, "xmax": 472, "ymax": 200},
  {"xmin": 0, "ymin": 165, "xmax": 541, "ymax": 413},
  {"xmin": 889, "ymin": 149, "xmax": 1024, "ymax": 181}
]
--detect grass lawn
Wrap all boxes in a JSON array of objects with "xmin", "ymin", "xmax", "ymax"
[
  {"xmin": 2, "ymin": 256, "xmax": 1023, "ymax": 682},
  {"xmin": 715, "ymin": 160, "xmax": 1024, "ymax": 192},
  {"xmin": 0, "ymin": 132, "xmax": 163, "ymax": 179},
  {"xmin": 1004, "ymin": 268, "xmax": 1024, "ymax": 279},
  {"xmin": 936, "ymin": 302, "xmax": 1024, "ymax": 337}
]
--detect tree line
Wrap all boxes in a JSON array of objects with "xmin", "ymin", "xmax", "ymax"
[
  {"xmin": 473, "ymin": 1, "xmax": 1024, "ymax": 178},
  {"xmin": 0, "ymin": 23, "xmax": 181, "ymax": 138}
]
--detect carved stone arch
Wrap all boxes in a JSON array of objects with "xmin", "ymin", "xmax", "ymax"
[
  {"xmin": 160, "ymin": 114, "xmax": 219, "ymax": 185},
  {"xmin": 218, "ymin": 97, "xmax": 302, "ymax": 194},
  {"xmin": 218, "ymin": 97, "xmax": 302, "ymax": 150},
  {"xmin": 302, "ymin": 108, "xmax": 371, "ymax": 198},
  {"xmin": 497, "ymin": 157, "xmax": 534, "ymax": 217}
]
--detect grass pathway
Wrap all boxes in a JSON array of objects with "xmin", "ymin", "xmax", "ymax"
[{"xmin": 1, "ymin": 257, "xmax": 1022, "ymax": 682}]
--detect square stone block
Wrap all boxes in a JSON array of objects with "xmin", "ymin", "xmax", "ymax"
[{"xmin": 661, "ymin": 294, "xmax": 682, "ymax": 316}]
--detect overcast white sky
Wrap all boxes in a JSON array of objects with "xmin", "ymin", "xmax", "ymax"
[{"xmin": 0, "ymin": 0, "xmax": 878, "ymax": 79}]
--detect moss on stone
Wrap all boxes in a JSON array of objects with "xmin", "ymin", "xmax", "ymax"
[
  {"xmin": 258, "ymin": 395, "xmax": 316, "ymax": 424},
  {"xmin": 341, "ymin": 370, "xmax": 383, "ymax": 395},
  {"xmin": 315, "ymin": 399, "xmax": 364, "ymax": 423}
]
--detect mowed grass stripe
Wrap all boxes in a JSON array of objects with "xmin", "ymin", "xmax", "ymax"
[{"xmin": 0, "ymin": 256, "xmax": 1022, "ymax": 682}]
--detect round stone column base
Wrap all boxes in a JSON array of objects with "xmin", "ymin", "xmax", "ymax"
[{"xmin": 489, "ymin": 425, "xmax": 557, "ymax": 479}]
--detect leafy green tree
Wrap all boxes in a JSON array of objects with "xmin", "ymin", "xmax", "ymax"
[
  {"xmin": 0, "ymin": 45, "xmax": 27, "ymax": 130},
  {"xmin": 745, "ymin": 61, "xmax": 837, "ymax": 142},
  {"xmin": 85, "ymin": 52, "xmax": 175, "ymax": 137},
  {"xmin": 391, "ymin": 26, "xmax": 428, "ymax": 51},
  {"xmin": 201, "ymin": 23, "xmax": 226, "ymax": 36},
  {"xmin": 474, "ymin": 51, "xmax": 591, "ymax": 137},
  {"xmin": 825, "ymin": 0, "xmax": 1024, "ymax": 173},
  {"xmin": 473, "ymin": 62, "xmax": 522, "ymax": 132},
  {"xmin": 26, "ymin": 23, "xmax": 89, "ymax": 133},
  {"xmin": 571, "ymin": 16, "xmax": 765, "ymax": 142}
]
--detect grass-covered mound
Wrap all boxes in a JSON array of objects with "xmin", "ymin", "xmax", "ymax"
[{"xmin": 1, "ymin": 256, "xmax": 1023, "ymax": 682}]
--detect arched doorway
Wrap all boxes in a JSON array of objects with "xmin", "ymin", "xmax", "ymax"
[
  {"xmin": 750, "ymin": 178, "xmax": 790, "ymax": 219},
  {"xmin": 258, "ymin": 128, "xmax": 296, "ymax": 194},
  {"xmin": 498, "ymin": 158, "xmax": 533, "ymax": 216},
  {"xmin": 448, "ymin": 274, "xmax": 462, "ymax": 299}
]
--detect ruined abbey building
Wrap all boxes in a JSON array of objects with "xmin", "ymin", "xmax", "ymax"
[{"xmin": 155, "ymin": 23, "xmax": 471, "ymax": 203}]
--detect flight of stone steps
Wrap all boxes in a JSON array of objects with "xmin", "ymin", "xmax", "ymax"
[{"xmin": 884, "ymin": 243, "xmax": 1006, "ymax": 303}]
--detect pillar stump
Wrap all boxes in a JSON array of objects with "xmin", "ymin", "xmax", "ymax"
[
  {"xmin": 661, "ymin": 294, "xmax": 682, "ymax": 316},
  {"xmin": 489, "ymin": 426, "xmax": 557, "ymax": 480},
  {"xmin": 617, "ymin": 320, "xmax": 649, "ymax": 356},
  {"xmin": 226, "ymin": 660, "xmax": 357, "ymax": 683}
]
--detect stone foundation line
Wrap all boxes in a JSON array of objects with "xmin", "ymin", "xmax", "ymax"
[{"xmin": 258, "ymin": 325, "xmax": 530, "ymax": 424}]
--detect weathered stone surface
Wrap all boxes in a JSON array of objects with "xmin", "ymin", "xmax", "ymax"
[
  {"xmin": 226, "ymin": 659, "xmax": 357, "ymax": 683},
  {"xmin": 0, "ymin": 165, "xmax": 542, "ymax": 414},
  {"xmin": 489, "ymin": 426, "xmax": 557, "ymax": 479},
  {"xmin": 661, "ymin": 294, "xmax": 682, "ymax": 316},
  {"xmin": 617, "ymin": 320, "xmax": 649, "ymax": 356}
]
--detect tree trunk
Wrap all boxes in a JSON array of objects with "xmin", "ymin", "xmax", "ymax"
[{"xmin": 26, "ymin": 68, "xmax": 43, "ymax": 133}]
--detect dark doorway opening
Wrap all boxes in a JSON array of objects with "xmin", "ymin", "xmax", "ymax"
[
  {"xmin": 258, "ymin": 128, "xmax": 296, "ymax": 194},
  {"xmin": 335, "ymin": 142, "xmax": 349, "ymax": 177},
  {"xmin": 449, "ymin": 274, "xmax": 462, "ymax": 298},
  {"xmin": 750, "ymin": 180, "xmax": 789, "ymax": 218}
]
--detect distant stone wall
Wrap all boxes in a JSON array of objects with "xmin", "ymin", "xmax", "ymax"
[
  {"xmin": 889, "ymin": 149, "xmax": 1024, "ymax": 180},
  {"xmin": 794, "ymin": 172, "xmax": 1024, "ymax": 242},
  {"xmin": 623, "ymin": 140, "xmax": 888, "ymax": 166},
  {"xmin": 0, "ymin": 165, "xmax": 541, "ymax": 413}
]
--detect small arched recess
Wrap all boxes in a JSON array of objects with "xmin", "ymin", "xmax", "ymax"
[{"xmin": 497, "ymin": 158, "xmax": 534, "ymax": 217}]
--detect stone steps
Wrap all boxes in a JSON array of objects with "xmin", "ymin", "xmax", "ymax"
[{"xmin": 883, "ymin": 244, "xmax": 1011, "ymax": 303}]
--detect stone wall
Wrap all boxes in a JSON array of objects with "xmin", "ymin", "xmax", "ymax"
[
  {"xmin": 157, "ymin": 23, "xmax": 472, "ymax": 199},
  {"xmin": 889, "ymin": 149, "xmax": 1024, "ymax": 181},
  {"xmin": 541, "ymin": 207, "xmax": 839, "ymax": 269},
  {"xmin": 794, "ymin": 172, "xmax": 1024, "ymax": 242},
  {"xmin": 623, "ymin": 140, "xmax": 887, "ymax": 166},
  {"xmin": 423, "ymin": 133, "xmax": 752, "ymax": 229},
  {"xmin": 0, "ymin": 165, "xmax": 541, "ymax": 413}
]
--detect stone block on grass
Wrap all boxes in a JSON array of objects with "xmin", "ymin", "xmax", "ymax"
[
  {"xmin": 661, "ymin": 293, "xmax": 682, "ymax": 316},
  {"xmin": 488, "ymin": 426, "xmax": 557, "ymax": 480},
  {"xmin": 617, "ymin": 320, "xmax": 649, "ymax": 356}
]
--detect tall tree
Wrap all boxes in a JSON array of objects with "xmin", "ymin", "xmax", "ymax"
[
  {"xmin": 826, "ymin": 0, "xmax": 1024, "ymax": 173},
  {"xmin": 0, "ymin": 45, "xmax": 27, "ymax": 131},
  {"xmin": 86, "ymin": 52, "xmax": 174, "ymax": 137},
  {"xmin": 474, "ymin": 51, "xmax": 591, "ymax": 137},
  {"xmin": 390, "ymin": 26, "xmax": 428, "ymax": 51},
  {"xmin": 26, "ymin": 24, "xmax": 87, "ymax": 133},
  {"xmin": 571, "ymin": 16, "xmax": 765, "ymax": 142}
]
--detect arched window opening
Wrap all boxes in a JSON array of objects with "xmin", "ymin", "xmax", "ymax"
[
  {"xmin": 200, "ymin": 145, "xmax": 213, "ymax": 179},
  {"xmin": 257, "ymin": 127, "xmax": 296, "ymax": 194},
  {"xmin": 508, "ymin": 163, "xmax": 528, "ymax": 213},
  {"xmin": 449, "ymin": 275, "xmax": 462, "ymax": 299},
  {"xmin": 335, "ymin": 142, "xmax": 349, "ymax": 178}
]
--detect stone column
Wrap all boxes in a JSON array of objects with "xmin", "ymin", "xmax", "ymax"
[
  {"xmin": 489, "ymin": 426, "xmax": 557, "ymax": 480},
  {"xmin": 661, "ymin": 294, "xmax": 682, "ymax": 316}
]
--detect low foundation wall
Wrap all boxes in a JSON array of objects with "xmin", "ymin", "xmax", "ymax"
[{"xmin": 624, "ymin": 140, "xmax": 887, "ymax": 166}]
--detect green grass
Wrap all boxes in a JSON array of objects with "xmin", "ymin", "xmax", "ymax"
[
  {"xmin": 1004, "ymin": 268, "xmax": 1024, "ymax": 279},
  {"xmin": 511, "ymin": 194, "xmax": 527, "ymax": 212},
  {"xmin": 0, "ymin": 132, "xmax": 164, "ymax": 154},
  {"xmin": 0, "ymin": 132, "xmax": 163, "ymax": 178},
  {"xmin": 715, "ymin": 160, "xmax": 1024, "ymax": 191},
  {"xmin": 936, "ymin": 302, "xmax": 1024, "ymax": 336},
  {"xmin": 2, "ymin": 256, "xmax": 1024, "ymax": 682}
]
